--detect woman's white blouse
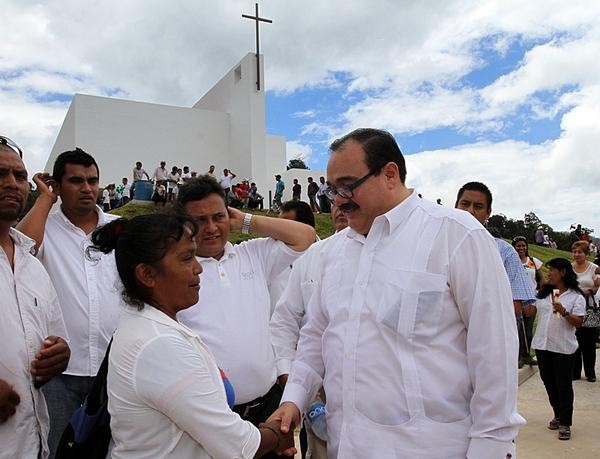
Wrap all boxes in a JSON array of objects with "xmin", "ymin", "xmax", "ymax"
[
  {"xmin": 532, "ymin": 289, "xmax": 586, "ymax": 354},
  {"xmin": 108, "ymin": 306, "xmax": 260, "ymax": 459}
]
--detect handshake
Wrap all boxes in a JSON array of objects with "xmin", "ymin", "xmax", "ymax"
[{"xmin": 259, "ymin": 402, "xmax": 303, "ymax": 456}]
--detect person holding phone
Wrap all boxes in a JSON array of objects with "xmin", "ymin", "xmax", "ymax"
[{"xmin": 531, "ymin": 258, "xmax": 585, "ymax": 441}]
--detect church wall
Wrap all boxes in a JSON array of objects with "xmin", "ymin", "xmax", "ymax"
[{"xmin": 47, "ymin": 94, "xmax": 231, "ymax": 186}]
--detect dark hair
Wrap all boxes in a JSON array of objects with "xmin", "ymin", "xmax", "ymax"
[
  {"xmin": 537, "ymin": 258, "xmax": 584, "ymax": 299},
  {"xmin": 52, "ymin": 148, "xmax": 99, "ymax": 183},
  {"xmin": 455, "ymin": 181, "xmax": 492, "ymax": 210},
  {"xmin": 280, "ymin": 200, "xmax": 315, "ymax": 227},
  {"xmin": 330, "ymin": 128, "xmax": 407, "ymax": 183},
  {"xmin": 511, "ymin": 236, "xmax": 529, "ymax": 255},
  {"xmin": 177, "ymin": 175, "xmax": 225, "ymax": 207},
  {"xmin": 88, "ymin": 214, "xmax": 197, "ymax": 309}
]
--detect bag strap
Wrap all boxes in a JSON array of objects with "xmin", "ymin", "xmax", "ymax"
[{"xmin": 85, "ymin": 338, "xmax": 113, "ymax": 414}]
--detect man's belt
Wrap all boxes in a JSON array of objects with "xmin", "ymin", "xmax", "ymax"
[{"xmin": 233, "ymin": 383, "xmax": 280, "ymax": 419}]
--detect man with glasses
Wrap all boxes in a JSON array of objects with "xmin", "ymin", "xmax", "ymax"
[
  {"xmin": 0, "ymin": 137, "xmax": 70, "ymax": 458},
  {"xmin": 269, "ymin": 128, "xmax": 523, "ymax": 458},
  {"xmin": 17, "ymin": 148, "xmax": 121, "ymax": 458},
  {"xmin": 175, "ymin": 175, "xmax": 315, "ymax": 459}
]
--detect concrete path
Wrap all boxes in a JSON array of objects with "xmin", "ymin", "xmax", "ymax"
[{"xmin": 517, "ymin": 351, "xmax": 600, "ymax": 458}]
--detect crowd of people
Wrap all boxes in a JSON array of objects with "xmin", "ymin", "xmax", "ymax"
[{"xmin": 1, "ymin": 130, "xmax": 599, "ymax": 459}]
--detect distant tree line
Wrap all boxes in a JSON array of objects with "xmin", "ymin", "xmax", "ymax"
[{"xmin": 487, "ymin": 211, "xmax": 594, "ymax": 251}]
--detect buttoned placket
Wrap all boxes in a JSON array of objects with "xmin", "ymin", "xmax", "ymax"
[
  {"xmin": 343, "ymin": 221, "xmax": 385, "ymax": 418},
  {"xmin": 4, "ymin": 243, "xmax": 45, "ymax": 442},
  {"xmin": 61, "ymin": 211, "xmax": 103, "ymax": 374}
]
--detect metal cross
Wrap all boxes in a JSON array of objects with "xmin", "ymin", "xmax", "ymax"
[{"xmin": 242, "ymin": 3, "xmax": 272, "ymax": 91}]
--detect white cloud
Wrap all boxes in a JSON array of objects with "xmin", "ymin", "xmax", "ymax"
[
  {"xmin": 2, "ymin": 0, "xmax": 600, "ymax": 230},
  {"xmin": 286, "ymin": 140, "xmax": 313, "ymax": 165}
]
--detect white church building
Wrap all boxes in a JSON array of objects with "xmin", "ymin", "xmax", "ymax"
[{"xmin": 46, "ymin": 53, "xmax": 298, "ymax": 200}]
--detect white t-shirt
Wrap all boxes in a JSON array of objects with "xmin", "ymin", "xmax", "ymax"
[
  {"xmin": 102, "ymin": 189, "xmax": 110, "ymax": 205},
  {"xmin": 219, "ymin": 174, "xmax": 233, "ymax": 189},
  {"xmin": 532, "ymin": 289, "xmax": 586, "ymax": 354},
  {"xmin": 109, "ymin": 306, "xmax": 260, "ymax": 459},
  {"xmin": 178, "ymin": 238, "xmax": 303, "ymax": 404},
  {"xmin": 573, "ymin": 262, "xmax": 598, "ymax": 291},
  {"xmin": 522, "ymin": 256, "xmax": 543, "ymax": 292}
]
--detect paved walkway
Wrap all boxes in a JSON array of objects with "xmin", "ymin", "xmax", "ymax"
[{"xmin": 517, "ymin": 351, "xmax": 600, "ymax": 458}]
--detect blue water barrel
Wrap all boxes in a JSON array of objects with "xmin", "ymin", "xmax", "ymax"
[{"xmin": 134, "ymin": 180, "xmax": 153, "ymax": 201}]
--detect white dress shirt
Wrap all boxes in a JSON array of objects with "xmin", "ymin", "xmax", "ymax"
[
  {"xmin": 532, "ymin": 289, "xmax": 586, "ymax": 354},
  {"xmin": 282, "ymin": 192, "xmax": 525, "ymax": 459},
  {"xmin": 178, "ymin": 239, "xmax": 302, "ymax": 404},
  {"xmin": 271, "ymin": 237, "xmax": 337, "ymax": 376},
  {"xmin": 109, "ymin": 306, "xmax": 260, "ymax": 459},
  {"xmin": 38, "ymin": 206, "xmax": 121, "ymax": 376},
  {"xmin": 0, "ymin": 228, "xmax": 68, "ymax": 459},
  {"xmin": 219, "ymin": 175, "xmax": 233, "ymax": 189},
  {"xmin": 152, "ymin": 166, "xmax": 168, "ymax": 181}
]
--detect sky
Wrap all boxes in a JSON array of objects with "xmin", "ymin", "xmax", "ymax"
[{"xmin": 2, "ymin": 0, "xmax": 599, "ymax": 233}]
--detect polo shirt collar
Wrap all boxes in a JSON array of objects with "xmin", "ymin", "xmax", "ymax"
[
  {"xmin": 130, "ymin": 304, "xmax": 199, "ymax": 339},
  {"xmin": 57, "ymin": 204, "xmax": 107, "ymax": 232},
  {"xmin": 198, "ymin": 241, "xmax": 237, "ymax": 263}
]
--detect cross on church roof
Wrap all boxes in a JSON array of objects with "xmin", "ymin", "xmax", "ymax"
[{"xmin": 242, "ymin": 3, "xmax": 272, "ymax": 91}]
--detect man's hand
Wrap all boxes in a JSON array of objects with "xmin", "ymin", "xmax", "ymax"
[
  {"xmin": 227, "ymin": 206, "xmax": 246, "ymax": 231},
  {"xmin": 0, "ymin": 379, "xmax": 20, "ymax": 424},
  {"xmin": 32, "ymin": 173, "xmax": 58, "ymax": 205},
  {"xmin": 522, "ymin": 305, "xmax": 536, "ymax": 318},
  {"xmin": 260, "ymin": 419, "xmax": 297, "ymax": 456},
  {"xmin": 277, "ymin": 374, "xmax": 289, "ymax": 388},
  {"xmin": 267, "ymin": 401, "xmax": 301, "ymax": 434},
  {"xmin": 30, "ymin": 336, "xmax": 70, "ymax": 383}
]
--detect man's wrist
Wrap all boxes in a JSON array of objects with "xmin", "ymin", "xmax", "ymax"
[{"xmin": 241, "ymin": 213, "xmax": 253, "ymax": 234}]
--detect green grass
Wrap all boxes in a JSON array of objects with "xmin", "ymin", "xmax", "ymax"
[
  {"xmin": 110, "ymin": 204, "xmax": 589, "ymax": 264},
  {"xmin": 109, "ymin": 202, "xmax": 337, "ymax": 243}
]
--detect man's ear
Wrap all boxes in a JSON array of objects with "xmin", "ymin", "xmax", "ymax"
[
  {"xmin": 135, "ymin": 263, "xmax": 157, "ymax": 289},
  {"xmin": 382, "ymin": 161, "xmax": 401, "ymax": 187}
]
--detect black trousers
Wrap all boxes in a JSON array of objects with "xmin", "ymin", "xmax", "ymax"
[
  {"xmin": 536, "ymin": 349, "xmax": 575, "ymax": 426},
  {"xmin": 233, "ymin": 383, "xmax": 283, "ymax": 459},
  {"xmin": 573, "ymin": 327, "xmax": 598, "ymax": 379},
  {"xmin": 518, "ymin": 314, "xmax": 535, "ymax": 359}
]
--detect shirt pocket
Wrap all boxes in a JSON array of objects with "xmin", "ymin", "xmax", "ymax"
[{"xmin": 375, "ymin": 269, "xmax": 447, "ymax": 339}]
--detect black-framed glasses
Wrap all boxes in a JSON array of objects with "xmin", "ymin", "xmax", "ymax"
[
  {"xmin": 324, "ymin": 171, "xmax": 375, "ymax": 202},
  {"xmin": 0, "ymin": 136, "xmax": 23, "ymax": 159}
]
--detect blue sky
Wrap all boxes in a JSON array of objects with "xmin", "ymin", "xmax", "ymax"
[{"xmin": 2, "ymin": 0, "xmax": 600, "ymax": 231}]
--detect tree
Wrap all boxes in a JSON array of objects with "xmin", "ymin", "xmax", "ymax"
[{"xmin": 287, "ymin": 158, "xmax": 309, "ymax": 170}]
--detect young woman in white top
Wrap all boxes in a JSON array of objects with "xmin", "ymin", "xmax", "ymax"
[
  {"xmin": 532, "ymin": 258, "xmax": 585, "ymax": 441},
  {"xmin": 512, "ymin": 236, "xmax": 544, "ymax": 367},
  {"xmin": 89, "ymin": 214, "xmax": 295, "ymax": 458},
  {"xmin": 571, "ymin": 240, "xmax": 600, "ymax": 382}
]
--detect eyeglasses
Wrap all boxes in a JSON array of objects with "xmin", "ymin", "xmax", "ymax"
[
  {"xmin": 324, "ymin": 171, "xmax": 375, "ymax": 202},
  {"xmin": 0, "ymin": 136, "xmax": 23, "ymax": 158},
  {"xmin": 512, "ymin": 236, "xmax": 527, "ymax": 244}
]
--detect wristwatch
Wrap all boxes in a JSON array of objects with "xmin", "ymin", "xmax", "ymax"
[
  {"xmin": 561, "ymin": 310, "xmax": 569, "ymax": 317},
  {"xmin": 241, "ymin": 213, "xmax": 253, "ymax": 234}
]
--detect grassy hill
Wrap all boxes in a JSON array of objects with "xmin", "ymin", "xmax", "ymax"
[
  {"xmin": 110, "ymin": 202, "xmax": 336, "ymax": 243},
  {"xmin": 110, "ymin": 203, "xmax": 590, "ymax": 268}
]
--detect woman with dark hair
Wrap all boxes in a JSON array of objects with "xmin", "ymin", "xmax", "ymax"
[
  {"xmin": 571, "ymin": 240, "xmax": 600, "ymax": 382},
  {"xmin": 532, "ymin": 258, "xmax": 585, "ymax": 441},
  {"xmin": 89, "ymin": 214, "xmax": 294, "ymax": 458},
  {"xmin": 512, "ymin": 236, "xmax": 544, "ymax": 367}
]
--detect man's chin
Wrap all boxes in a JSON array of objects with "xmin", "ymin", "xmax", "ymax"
[{"xmin": 0, "ymin": 209, "xmax": 23, "ymax": 223}]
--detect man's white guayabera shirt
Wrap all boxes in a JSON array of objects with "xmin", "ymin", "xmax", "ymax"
[{"xmin": 282, "ymin": 192, "xmax": 525, "ymax": 459}]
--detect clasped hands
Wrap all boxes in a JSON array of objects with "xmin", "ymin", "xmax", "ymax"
[{"xmin": 265, "ymin": 402, "xmax": 302, "ymax": 456}]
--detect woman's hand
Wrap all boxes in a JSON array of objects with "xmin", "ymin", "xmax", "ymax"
[{"xmin": 551, "ymin": 301, "xmax": 566, "ymax": 316}]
